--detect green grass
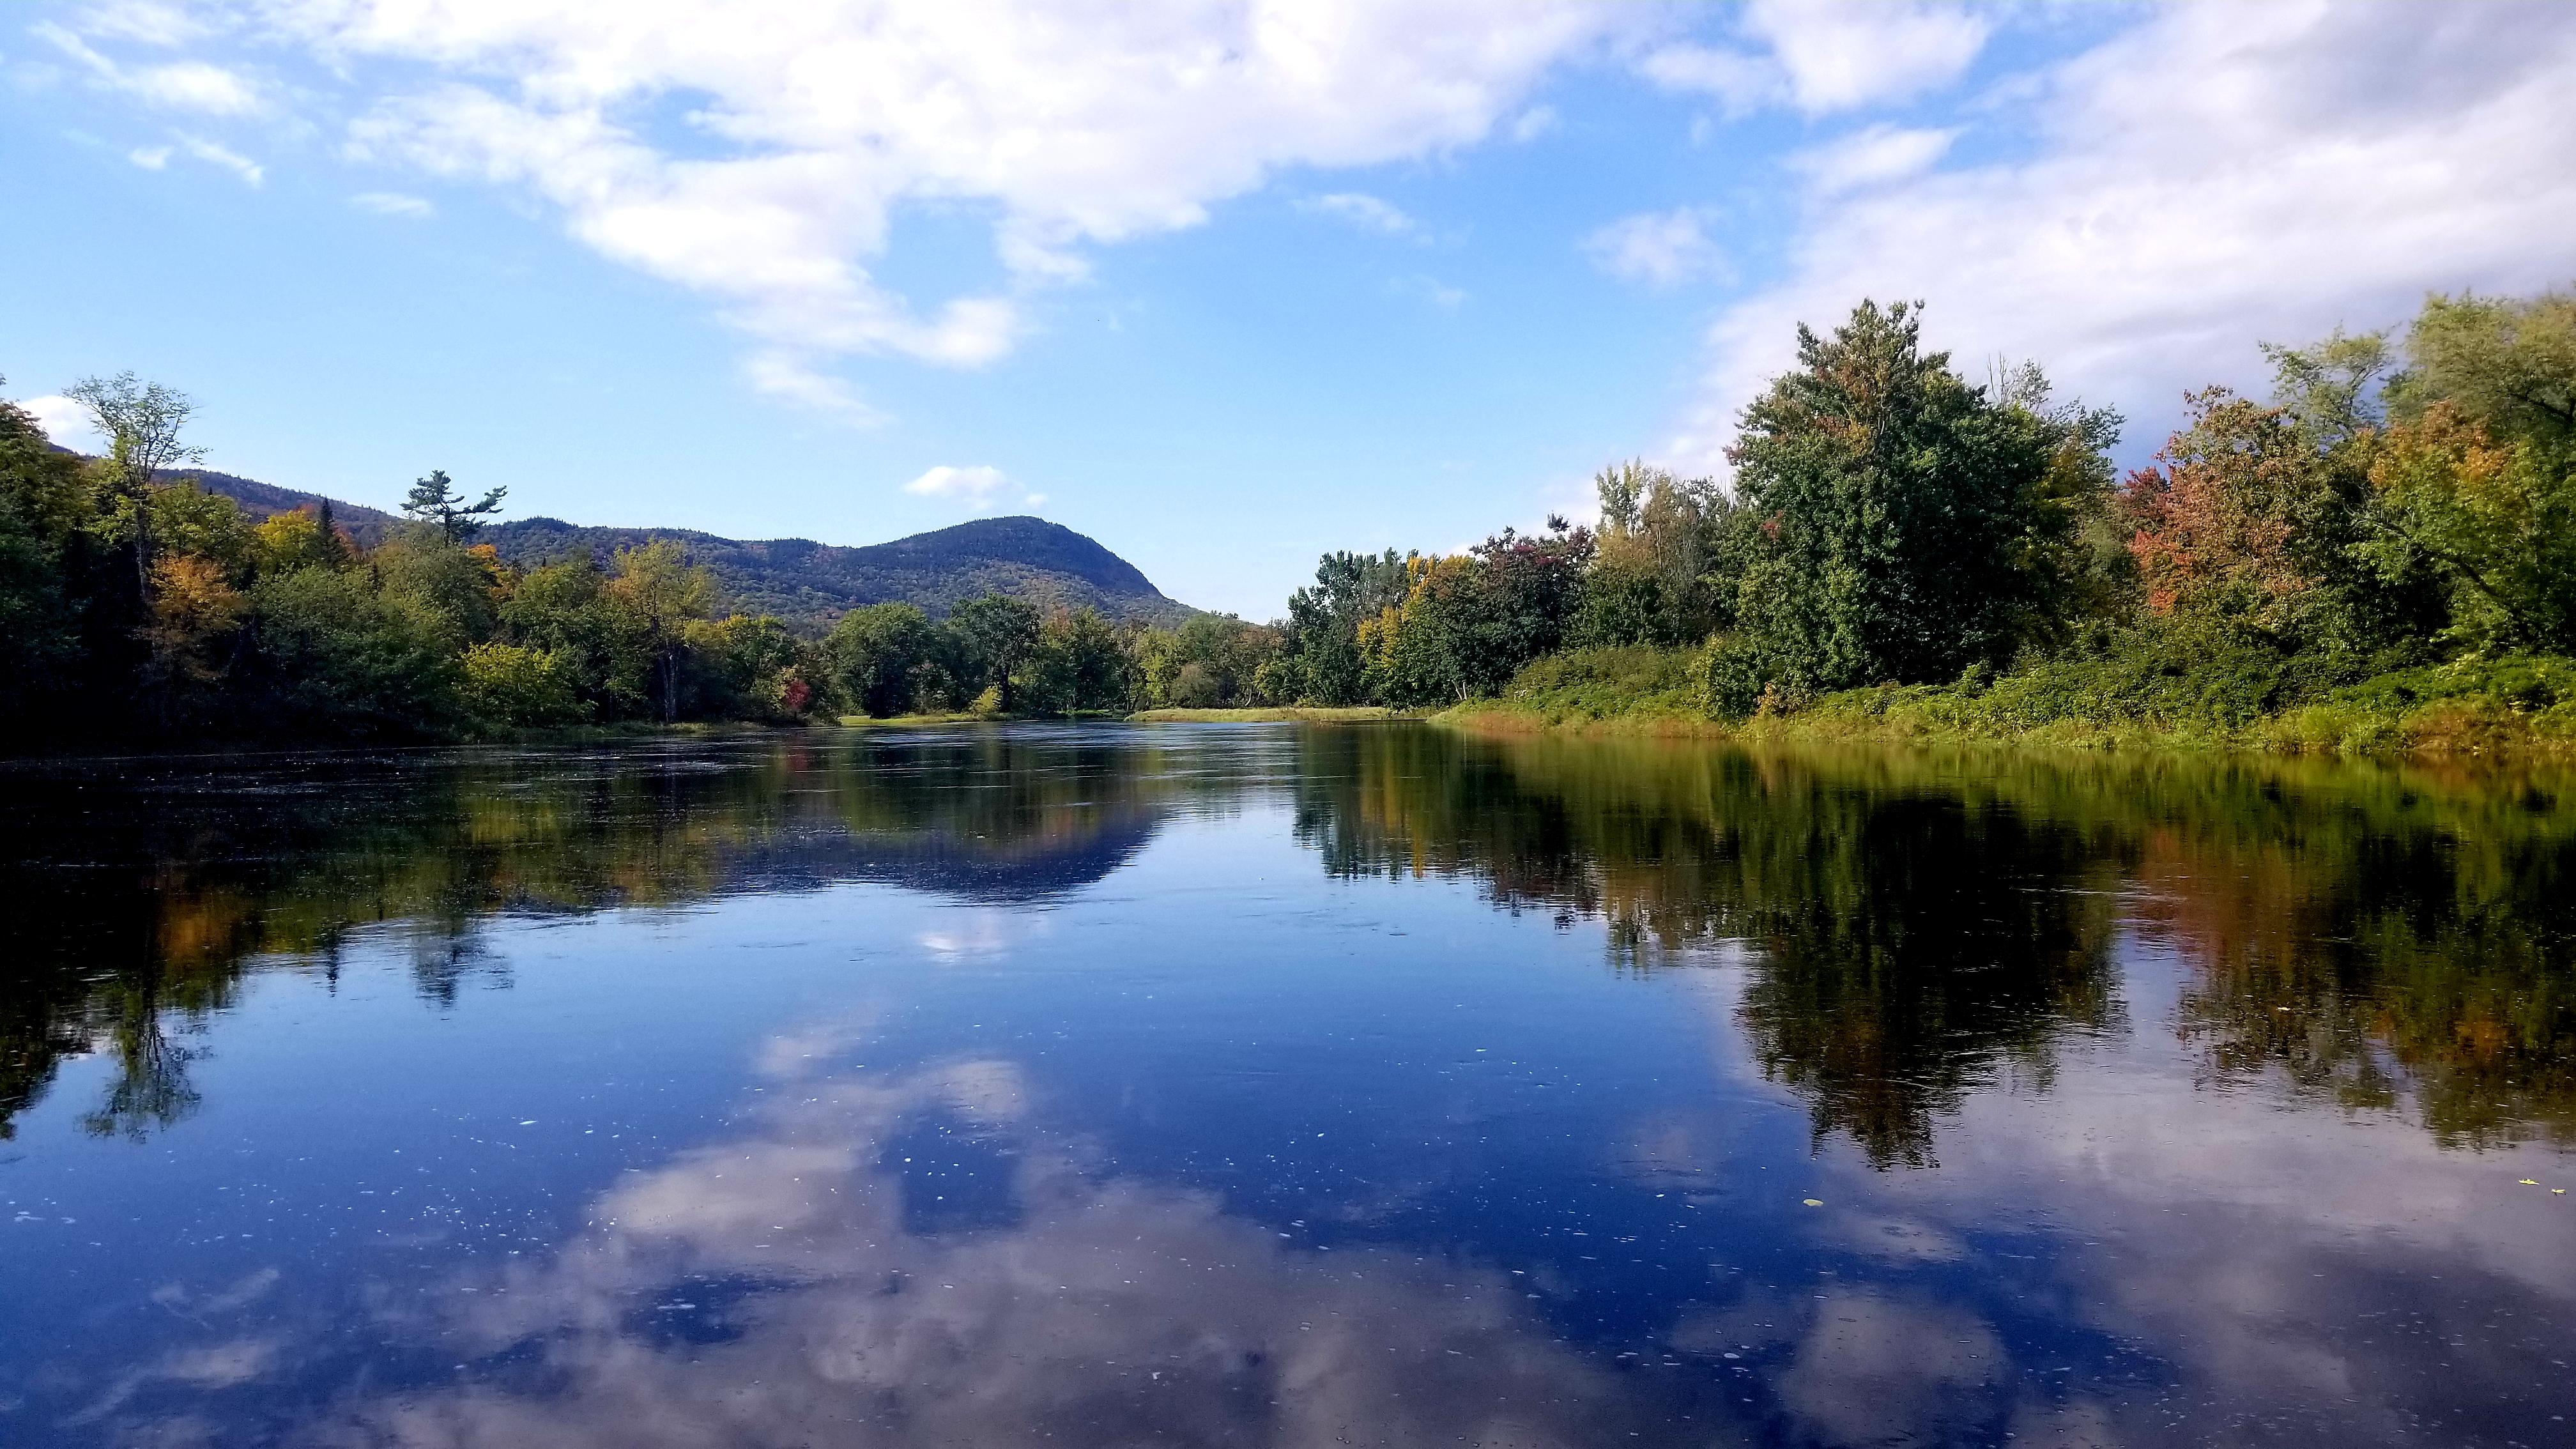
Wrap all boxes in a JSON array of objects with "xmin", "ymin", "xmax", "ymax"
[
  {"xmin": 1438, "ymin": 646, "xmax": 1726, "ymax": 735},
  {"xmin": 835, "ymin": 711, "xmax": 994, "ymax": 727},
  {"xmin": 1438, "ymin": 645, "xmax": 2576, "ymax": 758},
  {"xmin": 1128, "ymin": 705, "xmax": 1408, "ymax": 723}
]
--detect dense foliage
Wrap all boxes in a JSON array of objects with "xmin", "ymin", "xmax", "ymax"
[
  {"xmin": 0, "ymin": 385, "xmax": 838, "ymax": 746},
  {"xmin": 0, "ymin": 372, "xmax": 1300, "ymax": 745},
  {"xmin": 1267, "ymin": 289, "xmax": 2576, "ymax": 743},
  {"xmin": 15, "ymin": 286, "xmax": 2570, "ymax": 748}
]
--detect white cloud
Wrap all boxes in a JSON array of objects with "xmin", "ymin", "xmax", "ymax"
[
  {"xmin": 1789, "ymin": 124, "xmax": 1958, "ymax": 196},
  {"xmin": 74, "ymin": 2, "xmax": 210, "ymax": 47},
  {"xmin": 905, "ymin": 463, "xmax": 1041, "ymax": 513},
  {"xmin": 1740, "ymin": 0, "xmax": 1988, "ymax": 114},
  {"xmin": 1582, "ymin": 206, "xmax": 1727, "ymax": 288},
  {"xmin": 153, "ymin": 0, "xmax": 1639, "ymax": 412},
  {"xmin": 1392, "ymin": 273, "xmax": 1467, "ymax": 310},
  {"xmin": 1508, "ymin": 103, "xmax": 1558, "ymax": 142},
  {"xmin": 36, "ymin": 20, "xmax": 261, "ymax": 114},
  {"xmin": 1641, "ymin": 0, "xmax": 1988, "ymax": 117},
  {"xmin": 17, "ymin": 394, "xmax": 105, "ymax": 452},
  {"xmin": 128, "ymin": 144, "xmax": 172, "ymax": 169},
  {"xmin": 1669, "ymin": 1, "xmax": 2576, "ymax": 474},
  {"xmin": 176, "ymin": 132, "xmax": 262, "ymax": 185},
  {"xmin": 351, "ymin": 189, "xmax": 433, "ymax": 217},
  {"xmin": 129, "ymin": 59, "xmax": 261, "ymax": 114},
  {"xmin": 302, "ymin": 1048, "xmax": 1678, "ymax": 1447},
  {"xmin": 1638, "ymin": 42, "xmax": 1777, "ymax": 116},
  {"xmin": 745, "ymin": 352, "xmax": 885, "ymax": 425},
  {"xmin": 1300, "ymin": 190, "xmax": 1418, "ymax": 236}
]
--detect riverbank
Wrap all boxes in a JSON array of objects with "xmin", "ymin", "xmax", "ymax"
[
  {"xmin": 1128, "ymin": 705, "xmax": 1409, "ymax": 723},
  {"xmin": 1436, "ymin": 645, "xmax": 2576, "ymax": 758}
]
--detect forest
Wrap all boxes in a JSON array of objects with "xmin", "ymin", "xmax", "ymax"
[
  {"xmin": 5, "ymin": 284, "xmax": 2570, "ymax": 750},
  {"xmin": 1262, "ymin": 287, "xmax": 2576, "ymax": 747},
  {"xmin": 0, "ymin": 380, "xmax": 1276, "ymax": 747}
]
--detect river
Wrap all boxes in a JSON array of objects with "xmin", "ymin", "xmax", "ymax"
[{"xmin": 3, "ymin": 723, "xmax": 2570, "ymax": 1446}]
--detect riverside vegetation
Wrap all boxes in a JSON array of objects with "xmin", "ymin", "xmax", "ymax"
[
  {"xmin": 8, "ymin": 287, "xmax": 2571, "ymax": 753},
  {"xmin": 1261, "ymin": 289, "xmax": 2576, "ymax": 756},
  {"xmin": 0, "ymin": 378, "xmax": 1280, "ymax": 748}
]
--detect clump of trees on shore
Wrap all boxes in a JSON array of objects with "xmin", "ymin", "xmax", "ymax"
[
  {"xmin": 0, "ymin": 379, "xmax": 1287, "ymax": 746},
  {"xmin": 1264, "ymin": 289, "xmax": 2576, "ymax": 733}
]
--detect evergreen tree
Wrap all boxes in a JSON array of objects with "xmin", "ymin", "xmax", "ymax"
[{"xmin": 401, "ymin": 470, "xmax": 507, "ymax": 541}]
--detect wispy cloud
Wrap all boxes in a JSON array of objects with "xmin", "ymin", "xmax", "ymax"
[
  {"xmin": 744, "ymin": 353, "xmax": 885, "ymax": 427},
  {"xmin": 1583, "ymin": 207, "xmax": 1728, "ymax": 288},
  {"xmin": 36, "ymin": 20, "xmax": 262, "ymax": 115},
  {"xmin": 176, "ymin": 133, "xmax": 262, "ymax": 186},
  {"xmin": 1789, "ymin": 125, "xmax": 1958, "ymax": 197},
  {"xmin": 352, "ymin": 190, "xmax": 434, "ymax": 217},
  {"xmin": 1300, "ymin": 192, "xmax": 1421, "ymax": 238}
]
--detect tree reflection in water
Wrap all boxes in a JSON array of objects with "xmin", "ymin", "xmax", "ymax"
[
  {"xmin": 1289, "ymin": 726, "xmax": 2576, "ymax": 1160},
  {"xmin": 6, "ymin": 724, "xmax": 2574, "ymax": 1163}
]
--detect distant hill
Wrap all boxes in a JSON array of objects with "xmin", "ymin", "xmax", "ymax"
[{"xmin": 172, "ymin": 469, "xmax": 1193, "ymax": 631}]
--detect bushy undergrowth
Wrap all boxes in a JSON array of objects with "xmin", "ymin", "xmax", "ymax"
[
  {"xmin": 1444, "ymin": 646, "xmax": 1713, "ymax": 731},
  {"xmin": 1452, "ymin": 638, "xmax": 2576, "ymax": 758},
  {"xmin": 1778, "ymin": 647, "xmax": 2576, "ymax": 756}
]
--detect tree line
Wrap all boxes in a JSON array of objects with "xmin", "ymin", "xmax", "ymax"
[
  {"xmin": 0, "ymin": 377, "xmax": 1287, "ymax": 747},
  {"xmin": 12, "ymin": 286, "xmax": 2566, "ymax": 746},
  {"xmin": 1261, "ymin": 289, "xmax": 2576, "ymax": 726}
]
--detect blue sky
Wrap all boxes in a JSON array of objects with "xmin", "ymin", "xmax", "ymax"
[{"xmin": 6, "ymin": 2, "xmax": 2574, "ymax": 617}]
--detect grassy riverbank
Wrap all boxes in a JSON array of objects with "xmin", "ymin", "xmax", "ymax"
[
  {"xmin": 1128, "ymin": 705, "xmax": 1407, "ymax": 723},
  {"xmin": 1438, "ymin": 645, "xmax": 2576, "ymax": 758}
]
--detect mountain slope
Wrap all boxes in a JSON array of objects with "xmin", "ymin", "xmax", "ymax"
[{"xmin": 175, "ymin": 470, "xmax": 1192, "ymax": 629}]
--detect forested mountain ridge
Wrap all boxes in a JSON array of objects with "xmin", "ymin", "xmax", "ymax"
[{"xmin": 170, "ymin": 468, "xmax": 1190, "ymax": 629}]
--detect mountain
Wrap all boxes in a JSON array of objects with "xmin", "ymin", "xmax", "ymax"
[{"xmin": 172, "ymin": 470, "xmax": 1193, "ymax": 630}]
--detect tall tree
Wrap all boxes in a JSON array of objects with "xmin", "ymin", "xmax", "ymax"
[
  {"xmin": 64, "ymin": 372, "xmax": 202, "ymax": 606},
  {"xmin": 1719, "ymin": 300, "xmax": 2113, "ymax": 696},
  {"xmin": 947, "ymin": 592, "xmax": 1042, "ymax": 712},
  {"xmin": 825, "ymin": 602, "xmax": 936, "ymax": 716},
  {"xmin": 401, "ymin": 470, "xmax": 508, "ymax": 542},
  {"xmin": 606, "ymin": 540, "xmax": 718, "ymax": 721}
]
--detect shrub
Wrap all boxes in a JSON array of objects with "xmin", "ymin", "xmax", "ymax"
[{"xmin": 460, "ymin": 641, "xmax": 588, "ymax": 728}]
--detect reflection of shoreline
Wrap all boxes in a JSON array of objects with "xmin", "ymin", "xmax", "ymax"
[
  {"xmin": 1289, "ymin": 726, "xmax": 2576, "ymax": 1158},
  {"xmin": 0, "ymin": 734, "xmax": 1208, "ymax": 1142}
]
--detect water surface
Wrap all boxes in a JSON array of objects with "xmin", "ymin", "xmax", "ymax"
[{"xmin": 4, "ymin": 724, "xmax": 2572, "ymax": 1446}]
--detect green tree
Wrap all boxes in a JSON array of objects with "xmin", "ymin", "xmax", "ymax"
[
  {"xmin": 1274, "ymin": 549, "xmax": 1413, "ymax": 705},
  {"xmin": 459, "ymin": 641, "xmax": 586, "ymax": 728},
  {"xmin": 605, "ymin": 540, "xmax": 718, "ymax": 721},
  {"xmin": 947, "ymin": 592, "xmax": 1042, "ymax": 712},
  {"xmin": 1715, "ymin": 300, "xmax": 2113, "ymax": 703},
  {"xmin": 63, "ymin": 372, "xmax": 201, "ymax": 609},
  {"xmin": 0, "ymin": 388, "xmax": 95, "ymax": 728},
  {"xmin": 825, "ymin": 602, "xmax": 936, "ymax": 716},
  {"xmin": 2386, "ymin": 289, "xmax": 2576, "ymax": 463},
  {"xmin": 250, "ymin": 565, "xmax": 461, "ymax": 735},
  {"xmin": 401, "ymin": 469, "xmax": 507, "ymax": 542},
  {"xmin": 1052, "ymin": 608, "xmax": 1133, "ymax": 713},
  {"xmin": 681, "ymin": 614, "xmax": 805, "ymax": 720},
  {"xmin": 1573, "ymin": 462, "xmax": 1731, "ymax": 648},
  {"xmin": 501, "ymin": 555, "xmax": 648, "ymax": 717},
  {"xmin": 374, "ymin": 532, "xmax": 505, "ymax": 649},
  {"xmin": 1360, "ymin": 525, "xmax": 1592, "ymax": 705}
]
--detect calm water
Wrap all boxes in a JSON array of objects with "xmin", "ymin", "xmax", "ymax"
[{"xmin": 4, "ymin": 724, "xmax": 2573, "ymax": 1448}]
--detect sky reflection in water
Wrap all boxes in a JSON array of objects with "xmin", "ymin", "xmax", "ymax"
[{"xmin": 2, "ymin": 724, "xmax": 2572, "ymax": 1446}]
